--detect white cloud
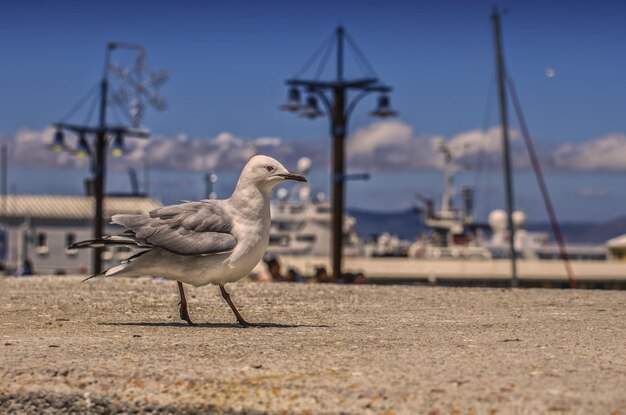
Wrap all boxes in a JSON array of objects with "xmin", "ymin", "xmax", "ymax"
[
  {"xmin": 346, "ymin": 120, "xmax": 525, "ymax": 172},
  {"xmin": 448, "ymin": 127, "xmax": 518, "ymax": 157},
  {"xmin": 253, "ymin": 137, "xmax": 282, "ymax": 147},
  {"xmin": 2, "ymin": 127, "xmax": 320, "ymax": 173},
  {"xmin": 121, "ymin": 131, "xmax": 253, "ymax": 172},
  {"xmin": 347, "ymin": 120, "xmax": 441, "ymax": 171},
  {"xmin": 9, "ymin": 127, "xmax": 90, "ymax": 169},
  {"xmin": 3, "ymin": 122, "xmax": 626, "ymax": 176},
  {"xmin": 553, "ymin": 134, "xmax": 626, "ymax": 172}
]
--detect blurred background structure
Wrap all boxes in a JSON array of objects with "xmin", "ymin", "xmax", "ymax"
[
  {"xmin": 280, "ymin": 25, "xmax": 396, "ymax": 279},
  {"xmin": 1, "ymin": 1, "xmax": 626, "ymax": 286},
  {"xmin": 49, "ymin": 42, "xmax": 165, "ymax": 274}
]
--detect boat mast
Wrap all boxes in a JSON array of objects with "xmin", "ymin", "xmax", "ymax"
[{"xmin": 491, "ymin": 7, "xmax": 518, "ymax": 287}]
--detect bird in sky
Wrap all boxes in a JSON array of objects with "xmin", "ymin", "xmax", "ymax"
[{"xmin": 71, "ymin": 155, "xmax": 307, "ymax": 326}]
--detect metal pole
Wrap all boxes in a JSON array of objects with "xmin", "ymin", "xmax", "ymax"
[
  {"xmin": 331, "ymin": 88, "xmax": 346, "ymax": 280},
  {"xmin": 92, "ymin": 43, "xmax": 113, "ymax": 275},
  {"xmin": 283, "ymin": 27, "xmax": 393, "ymax": 279},
  {"xmin": 492, "ymin": 8, "xmax": 518, "ymax": 287},
  {"xmin": 331, "ymin": 26, "xmax": 346, "ymax": 280},
  {"xmin": 1, "ymin": 144, "xmax": 7, "ymax": 222},
  {"xmin": 507, "ymin": 78, "xmax": 577, "ymax": 288},
  {"xmin": 93, "ymin": 79, "xmax": 107, "ymax": 275},
  {"xmin": 337, "ymin": 26, "xmax": 344, "ymax": 81},
  {"xmin": 1, "ymin": 144, "xmax": 7, "ymax": 257}
]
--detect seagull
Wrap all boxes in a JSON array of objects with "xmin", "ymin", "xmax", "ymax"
[{"xmin": 71, "ymin": 155, "xmax": 306, "ymax": 327}]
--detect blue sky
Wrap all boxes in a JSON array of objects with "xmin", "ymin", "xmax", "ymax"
[{"xmin": 1, "ymin": 0, "xmax": 626, "ymax": 222}]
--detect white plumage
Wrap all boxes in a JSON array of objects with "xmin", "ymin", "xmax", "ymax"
[{"xmin": 72, "ymin": 155, "xmax": 306, "ymax": 326}]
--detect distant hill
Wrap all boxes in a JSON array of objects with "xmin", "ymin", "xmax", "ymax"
[
  {"xmin": 527, "ymin": 216, "xmax": 626, "ymax": 244},
  {"xmin": 348, "ymin": 208, "xmax": 626, "ymax": 244}
]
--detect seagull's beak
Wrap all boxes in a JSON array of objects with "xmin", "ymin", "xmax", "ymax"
[{"xmin": 277, "ymin": 172, "xmax": 307, "ymax": 182}]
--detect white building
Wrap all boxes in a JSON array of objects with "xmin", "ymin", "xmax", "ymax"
[{"xmin": 0, "ymin": 195, "xmax": 161, "ymax": 275}]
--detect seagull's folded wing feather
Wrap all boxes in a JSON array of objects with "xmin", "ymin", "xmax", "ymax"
[{"xmin": 112, "ymin": 200, "xmax": 237, "ymax": 256}]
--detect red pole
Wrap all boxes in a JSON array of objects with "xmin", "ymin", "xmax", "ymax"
[{"xmin": 507, "ymin": 77, "xmax": 577, "ymax": 288}]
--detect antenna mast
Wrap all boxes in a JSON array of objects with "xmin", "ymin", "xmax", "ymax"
[{"xmin": 492, "ymin": 7, "xmax": 518, "ymax": 287}]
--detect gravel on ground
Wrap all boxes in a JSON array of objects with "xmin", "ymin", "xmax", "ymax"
[{"xmin": 1, "ymin": 276, "xmax": 625, "ymax": 414}]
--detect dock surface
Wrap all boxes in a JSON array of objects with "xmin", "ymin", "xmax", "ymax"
[{"xmin": 1, "ymin": 276, "xmax": 625, "ymax": 414}]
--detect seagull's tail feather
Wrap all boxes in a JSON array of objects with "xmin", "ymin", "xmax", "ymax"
[
  {"xmin": 104, "ymin": 263, "xmax": 130, "ymax": 277},
  {"xmin": 81, "ymin": 265, "xmax": 127, "ymax": 282},
  {"xmin": 111, "ymin": 214, "xmax": 147, "ymax": 227},
  {"xmin": 69, "ymin": 235, "xmax": 150, "ymax": 250},
  {"xmin": 82, "ymin": 271, "xmax": 106, "ymax": 282},
  {"xmin": 82, "ymin": 250, "xmax": 152, "ymax": 283},
  {"xmin": 121, "ymin": 249, "xmax": 151, "ymax": 264}
]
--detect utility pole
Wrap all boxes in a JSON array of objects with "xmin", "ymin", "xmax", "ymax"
[
  {"xmin": 1, "ymin": 144, "xmax": 7, "ymax": 238},
  {"xmin": 93, "ymin": 47, "xmax": 111, "ymax": 274},
  {"xmin": 281, "ymin": 26, "xmax": 396, "ymax": 279},
  {"xmin": 331, "ymin": 27, "xmax": 347, "ymax": 281},
  {"xmin": 492, "ymin": 8, "xmax": 518, "ymax": 287},
  {"xmin": 51, "ymin": 42, "xmax": 162, "ymax": 274}
]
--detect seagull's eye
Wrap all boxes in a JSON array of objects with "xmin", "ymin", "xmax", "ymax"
[{"xmin": 266, "ymin": 165, "xmax": 274, "ymax": 172}]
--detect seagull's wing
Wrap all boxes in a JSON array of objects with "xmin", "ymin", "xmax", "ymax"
[{"xmin": 112, "ymin": 200, "xmax": 237, "ymax": 256}]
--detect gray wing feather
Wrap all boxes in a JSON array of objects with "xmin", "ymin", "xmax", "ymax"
[{"xmin": 112, "ymin": 200, "xmax": 236, "ymax": 255}]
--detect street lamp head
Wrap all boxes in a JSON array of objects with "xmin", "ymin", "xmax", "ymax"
[
  {"xmin": 300, "ymin": 95, "xmax": 324, "ymax": 119},
  {"xmin": 370, "ymin": 94, "xmax": 398, "ymax": 118},
  {"xmin": 279, "ymin": 87, "xmax": 303, "ymax": 112},
  {"xmin": 75, "ymin": 132, "xmax": 91, "ymax": 158},
  {"xmin": 51, "ymin": 129, "xmax": 67, "ymax": 153},
  {"xmin": 111, "ymin": 132, "xmax": 125, "ymax": 157}
]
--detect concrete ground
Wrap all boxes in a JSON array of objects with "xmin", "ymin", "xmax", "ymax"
[{"xmin": 0, "ymin": 276, "xmax": 624, "ymax": 415}]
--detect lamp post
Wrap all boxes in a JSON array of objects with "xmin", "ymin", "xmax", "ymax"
[
  {"xmin": 51, "ymin": 42, "xmax": 154, "ymax": 274},
  {"xmin": 281, "ymin": 26, "xmax": 396, "ymax": 279}
]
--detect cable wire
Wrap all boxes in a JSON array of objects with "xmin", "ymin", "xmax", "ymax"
[
  {"xmin": 507, "ymin": 74, "xmax": 576, "ymax": 288},
  {"xmin": 345, "ymin": 31, "xmax": 378, "ymax": 78},
  {"xmin": 472, "ymin": 73, "xmax": 496, "ymax": 219},
  {"xmin": 295, "ymin": 31, "xmax": 336, "ymax": 79},
  {"xmin": 314, "ymin": 33, "xmax": 336, "ymax": 80},
  {"xmin": 111, "ymin": 102, "xmax": 123, "ymax": 125},
  {"xmin": 348, "ymin": 42, "xmax": 370, "ymax": 78},
  {"xmin": 82, "ymin": 87, "xmax": 100, "ymax": 126},
  {"xmin": 58, "ymin": 83, "xmax": 100, "ymax": 123}
]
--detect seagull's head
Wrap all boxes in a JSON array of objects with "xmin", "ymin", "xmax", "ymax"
[{"xmin": 241, "ymin": 155, "xmax": 307, "ymax": 192}]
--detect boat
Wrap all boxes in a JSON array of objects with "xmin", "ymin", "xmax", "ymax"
[
  {"xmin": 265, "ymin": 145, "xmax": 609, "ymax": 263},
  {"xmin": 266, "ymin": 157, "xmax": 362, "ymax": 258},
  {"xmin": 407, "ymin": 139, "xmax": 609, "ymax": 261},
  {"xmin": 266, "ymin": 8, "xmax": 620, "ymax": 286}
]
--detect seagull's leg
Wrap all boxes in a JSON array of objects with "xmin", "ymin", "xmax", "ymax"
[
  {"xmin": 177, "ymin": 281, "xmax": 196, "ymax": 326},
  {"xmin": 219, "ymin": 285, "xmax": 254, "ymax": 328}
]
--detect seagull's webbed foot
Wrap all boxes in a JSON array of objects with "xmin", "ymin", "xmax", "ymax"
[
  {"xmin": 179, "ymin": 303, "xmax": 196, "ymax": 326},
  {"xmin": 219, "ymin": 285, "xmax": 255, "ymax": 328},
  {"xmin": 177, "ymin": 281, "xmax": 196, "ymax": 326},
  {"xmin": 237, "ymin": 319, "xmax": 259, "ymax": 328}
]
